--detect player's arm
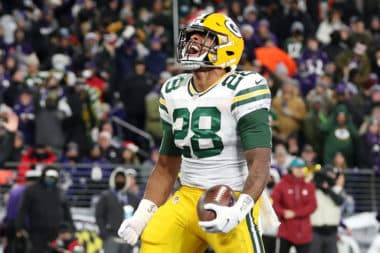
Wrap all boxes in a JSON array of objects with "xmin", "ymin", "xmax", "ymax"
[
  {"xmin": 143, "ymin": 154, "xmax": 181, "ymax": 206},
  {"xmin": 242, "ymin": 147, "xmax": 271, "ymax": 202},
  {"xmin": 143, "ymin": 117, "xmax": 182, "ymax": 205},
  {"xmin": 240, "ymin": 109, "xmax": 272, "ymax": 201},
  {"xmin": 118, "ymin": 117, "xmax": 182, "ymax": 244}
]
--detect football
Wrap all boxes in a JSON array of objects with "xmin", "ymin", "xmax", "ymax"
[{"xmin": 197, "ymin": 184, "xmax": 236, "ymax": 222}]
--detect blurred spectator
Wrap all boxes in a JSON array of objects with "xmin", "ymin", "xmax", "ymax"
[
  {"xmin": 60, "ymin": 142, "xmax": 81, "ymax": 164},
  {"xmin": 97, "ymin": 131, "xmax": 122, "ymax": 163},
  {"xmin": 272, "ymin": 78, "xmax": 306, "ymax": 141},
  {"xmin": 369, "ymin": 16, "xmax": 380, "ymax": 48},
  {"xmin": 100, "ymin": 121, "xmax": 122, "ymax": 148},
  {"xmin": 16, "ymin": 144, "xmax": 56, "ymax": 184},
  {"xmin": 271, "ymin": 157, "xmax": 317, "ymax": 253},
  {"xmin": 283, "ymin": 0, "xmax": 315, "ymax": 38},
  {"xmin": 94, "ymin": 33, "xmax": 118, "ymax": 92},
  {"xmin": 2, "ymin": 170, "xmax": 40, "ymax": 253},
  {"xmin": 119, "ymin": 59, "xmax": 155, "ymax": 142},
  {"xmin": 303, "ymin": 95, "xmax": 328, "ymax": 156},
  {"xmin": 296, "ymin": 36, "xmax": 329, "ymax": 96},
  {"xmin": 34, "ymin": 76, "xmax": 72, "ymax": 151},
  {"xmin": 0, "ymin": 110, "xmax": 19, "ymax": 166},
  {"xmin": 144, "ymin": 71, "xmax": 171, "ymax": 143},
  {"xmin": 253, "ymin": 19, "xmax": 278, "ymax": 47},
  {"xmin": 334, "ymin": 82, "xmax": 365, "ymax": 128},
  {"xmin": 82, "ymin": 61, "xmax": 106, "ymax": 98},
  {"xmin": 23, "ymin": 53, "xmax": 43, "ymax": 89},
  {"xmin": 356, "ymin": 118, "xmax": 380, "ymax": 170},
  {"xmin": 95, "ymin": 168, "xmax": 140, "ymax": 253},
  {"xmin": 5, "ymin": 131, "xmax": 24, "ymax": 171},
  {"xmin": 286, "ymin": 133, "xmax": 300, "ymax": 156},
  {"xmin": 316, "ymin": 8, "xmax": 345, "ymax": 45},
  {"xmin": 335, "ymin": 41, "xmax": 371, "ymax": 88},
  {"xmin": 13, "ymin": 88, "xmax": 35, "ymax": 146},
  {"xmin": 50, "ymin": 223, "xmax": 83, "ymax": 253},
  {"xmin": 144, "ymin": 37, "xmax": 167, "ymax": 78},
  {"xmin": 121, "ymin": 142, "xmax": 141, "ymax": 167},
  {"xmin": 306, "ymin": 74, "xmax": 335, "ymax": 113},
  {"xmin": 332, "ymin": 152, "xmax": 348, "ymax": 173},
  {"xmin": 255, "ymin": 38, "xmax": 297, "ymax": 77},
  {"xmin": 139, "ymin": 147, "xmax": 159, "ymax": 189},
  {"xmin": 301, "ymin": 144, "xmax": 321, "ymax": 182},
  {"xmin": 360, "ymin": 97, "xmax": 380, "ymax": 134},
  {"xmin": 323, "ymin": 29, "xmax": 349, "ymax": 62},
  {"xmin": 283, "ymin": 21, "xmax": 305, "ymax": 60},
  {"xmin": 123, "ymin": 168, "xmax": 142, "ymax": 199},
  {"xmin": 15, "ymin": 166, "xmax": 74, "ymax": 253},
  {"xmin": 311, "ymin": 165, "xmax": 347, "ymax": 253},
  {"xmin": 272, "ymin": 143, "xmax": 294, "ymax": 176},
  {"xmin": 371, "ymin": 47, "xmax": 380, "ymax": 78},
  {"xmin": 241, "ymin": 6, "xmax": 259, "ymax": 31},
  {"xmin": 348, "ymin": 16, "xmax": 372, "ymax": 48},
  {"xmin": 320, "ymin": 104, "xmax": 358, "ymax": 166},
  {"xmin": 115, "ymin": 27, "xmax": 138, "ymax": 82},
  {"xmin": 240, "ymin": 24, "xmax": 256, "ymax": 65},
  {"xmin": 63, "ymin": 77, "xmax": 94, "ymax": 154},
  {"xmin": 228, "ymin": 0, "xmax": 244, "ymax": 24}
]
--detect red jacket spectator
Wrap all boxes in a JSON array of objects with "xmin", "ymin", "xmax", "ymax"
[
  {"xmin": 16, "ymin": 146, "xmax": 56, "ymax": 184},
  {"xmin": 271, "ymin": 163, "xmax": 317, "ymax": 245}
]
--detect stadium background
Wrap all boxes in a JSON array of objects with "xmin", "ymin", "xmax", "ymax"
[{"xmin": 0, "ymin": 0, "xmax": 380, "ymax": 252}]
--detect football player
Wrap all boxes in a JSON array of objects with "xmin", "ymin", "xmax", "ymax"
[{"xmin": 118, "ymin": 12, "xmax": 272, "ymax": 253}]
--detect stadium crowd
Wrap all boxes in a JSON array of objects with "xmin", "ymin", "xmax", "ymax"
[{"xmin": 0, "ymin": 0, "xmax": 380, "ymax": 252}]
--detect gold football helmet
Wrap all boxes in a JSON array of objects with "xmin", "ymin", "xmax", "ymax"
[{"xmin": 177, "ymin": 13, "xmax": 244, "ymax": 71}]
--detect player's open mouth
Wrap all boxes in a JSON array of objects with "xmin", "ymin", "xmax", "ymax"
[{"xmin": 187, "ymin": 44, "xmax": 201, "ymax": 55}]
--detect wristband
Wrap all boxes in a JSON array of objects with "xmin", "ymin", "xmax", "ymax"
[
  {"xmin": 134, "ymin": 199, "xmax": 158, "ymax": 225},
  {"xmin": 235, "ymin": 193, "xmax": 254, "ymax": 221}
]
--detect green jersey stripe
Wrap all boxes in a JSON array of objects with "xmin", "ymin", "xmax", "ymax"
[
  {"xmin": 159, "ymin": 103, "xmax": 168, "ymax": 113},
  {"xmin": 231, "ymin": 93, "xmax": 271, "ymax": 110},
  {"xmin": 235, "ymin": 84, "xmax": 268, "ymax": 96}
]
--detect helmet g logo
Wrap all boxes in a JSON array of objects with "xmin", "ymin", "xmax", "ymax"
[{"xmin": 225, "ymin": 19, "xmax": 242, "ymax": 38}]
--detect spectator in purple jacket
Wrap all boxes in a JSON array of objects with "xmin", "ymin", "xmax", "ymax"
[
  {"xmin": 297, "ymin": 37, "xmax": 329, "ymax": 96},
  {"xmin": 13, "ymin": 88, "xmax": 35, "ymax": 146}
]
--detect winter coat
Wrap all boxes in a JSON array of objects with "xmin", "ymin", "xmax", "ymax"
[
  {"xmin": 95, "ymin": 168, "xmax": 140, "ymax": 239},
  {"xmin": 271, "ymin": 174, "xmax": 317, "ymax": 244},
  {"xmin": 16, "ymin": 148, "xmax": 56, "ymax": 184},
  {"xmin": 0, "ymin": 130, "xmax": 15, "ymax": 166},
  {"xmin": 15, "ymin": 167, "xmax": 74, "ymax": 238}
]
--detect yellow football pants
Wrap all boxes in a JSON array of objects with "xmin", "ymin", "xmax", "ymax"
[{"xmin": 140, "ymin": 185, "xmax": 265, "ymax": 253}]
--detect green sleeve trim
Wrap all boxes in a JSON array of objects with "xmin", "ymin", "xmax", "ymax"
[
  {"xmin": 235, "ymin": 84, "xmax": 268, "ymax": 96},
  {"xmin": 231, "ymin": 93, "xmax": 271, "ymax": 111},
  {"xmin": 159, "ymin": 119, "xmax": 182, "ymax": 156},
  {"xmin": 237, "ymin": 109, "xmax": 272, "ymax": 150},
  {"xmin": 159, "ymin": 104, "xmax": 168, "ymax": 113}
]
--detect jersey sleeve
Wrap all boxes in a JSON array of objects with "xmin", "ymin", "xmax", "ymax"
[
  {"xmin": 158, "ymin": 86, "xmax": 171, "ymax": 124},
  {"xmin": 231, "ymin": 72, "xmax": 271, "ymax": 122},
  {"xmin": 158, "ymin": 79, "xmax": 182, "ymax": 156}
]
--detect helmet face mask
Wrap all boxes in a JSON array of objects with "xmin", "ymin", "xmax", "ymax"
[
  {"xmin": 177, "ymin": 13, "xmax": 244, "ymax": 71},
  {"xmin": 177, "ymin": 27, "xmax": 218, "ymax": 69}
]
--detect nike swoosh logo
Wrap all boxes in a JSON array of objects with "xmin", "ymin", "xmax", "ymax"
[{"xmin": 255, "ymin": 79, "xmax": 264, "ymax": 85}]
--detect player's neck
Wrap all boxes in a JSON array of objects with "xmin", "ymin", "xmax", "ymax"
[{"xmin": 192, "ymin": 68, "xmax": 228, "ymax": 92}]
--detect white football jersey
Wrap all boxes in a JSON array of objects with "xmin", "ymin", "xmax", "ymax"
[{"xmin": 159, "ymin": 71, "xmax": 271, "ymax": 191}]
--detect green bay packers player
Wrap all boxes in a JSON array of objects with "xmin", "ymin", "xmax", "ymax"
[{"xmin": 118, "ymin": 12, "xmax": 272, "ymax": 253}]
